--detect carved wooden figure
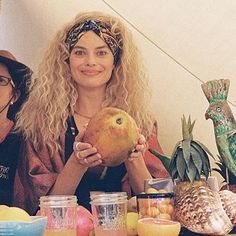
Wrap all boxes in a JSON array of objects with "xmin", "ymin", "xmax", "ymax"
[{"xmin": 201, "ymin": 79, "xmax": 236, "ymax": 177}]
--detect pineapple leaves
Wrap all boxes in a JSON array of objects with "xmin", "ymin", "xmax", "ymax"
[
  {"xmin": 194, "ymin": 140, "xmax": 215, "ymax": 160},
  {"xmin": 191, "ymin": 141, "xmax": 211, "ymax": 179},
  {"xmin": 186, "ymin": 158, "xmax": 197, "ymax": 182},
  {"xmin": 149, "ymin": 115, "xmax": 213, "ymax": 183},
  {"xmin": 169, "ymin": 155, "xmax": 176, "ymax": 176},
  {"xmin": 181, "ymin": 115, "xmax": 195, "ymax": 140},
  {"xmin": 190, "ymin": 146, "xmax": 203, "ymax": 177},
  {"xmin": 212, "ymin": 162, "xmax": 226, "ymax": 179},
  {"xmin": 182, "ymin": 140, "xmax": 191, "ymax": 169},
  {"xmin": 170, "ymin": 141, "xmax": 182, "ymax": 158},
  {"xmin": 213, "ymin": 157, "xmax": 236, "ymax": 184},
  {"xmin": 171, "ymin": 166, "xmax": 178, "ymax": 180},
  {"xmin": 176, "ymin": 150, "xmax": 186, "ymax": 181},
  {"xmin": 148, "ymin": 149, "xmax": 171, "ymax": 174}
]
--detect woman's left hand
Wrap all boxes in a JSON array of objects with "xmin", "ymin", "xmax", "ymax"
[{"xmin": 127, "ymin": 134, "xmax": 147, "ymax": 161}]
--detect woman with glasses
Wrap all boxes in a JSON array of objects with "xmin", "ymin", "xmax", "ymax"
[
  {"xmin": 0, "ymin": 50, "xmax": 31, "ymax": 206},
  {"xmin": 15, "ymin": 12, "xmax": 169, "ymax": 215}
]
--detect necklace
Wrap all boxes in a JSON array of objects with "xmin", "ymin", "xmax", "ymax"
[
  {"xmin": 75, "ymin": 111, "xmax": 93, "ymax": 119},
  {"xmin": 99, "ymin": 166, "xmax": 108, "ymax": 180}
]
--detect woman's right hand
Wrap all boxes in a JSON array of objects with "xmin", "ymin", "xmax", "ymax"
[{"xmin": 73, "ymin": 131, "xmax": 102, "ymax": 168}]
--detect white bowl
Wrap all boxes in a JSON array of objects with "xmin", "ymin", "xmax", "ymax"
[{"xmin": 0, "ymin": 216, "xmax": 47, "ymax": 236}]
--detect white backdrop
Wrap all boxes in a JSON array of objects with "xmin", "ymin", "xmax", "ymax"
[{"xmin": 1, "ymin": 0, "xmax": 236, "ymax": 185}]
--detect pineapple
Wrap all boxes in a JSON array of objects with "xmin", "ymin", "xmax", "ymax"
[
  {"xmin": 149, "ymin": 116, "xmax": 213, "ymax": 196},
  {"xmin": 149, "ymin": 115, "xmax": 233, "ymax": 235},
  {"xmin": 219, "ymin": 190, "xmax": 236, "ymax": 225}
]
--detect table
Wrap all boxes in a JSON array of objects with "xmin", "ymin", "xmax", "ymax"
[{"xmin": 180, "ymin": 227, "xmax": 236, "ymax": 235}]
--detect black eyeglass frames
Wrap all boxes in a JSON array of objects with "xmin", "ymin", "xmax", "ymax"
[{"xmin": 0, "ymin": 75, "xmax": 14, "ymax": 87}]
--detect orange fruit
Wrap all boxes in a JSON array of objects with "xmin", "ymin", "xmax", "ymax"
[
  {"xmin": 137, "ymin": 218, "xmax": 181, "ymax": 236},
  {"xmin": 156, "ymin": 189, "xmax": 168, "ymax": 194},
  {"xmin": 159, "ymin": 203, "xmax": 169, "ymax": 214},
  {"xmin": 163, "ymin": 197, "xmax": 171, "ymax": 205},
  {"xmin": 138, "ymin": 199, "xmax": 150, "ymax": 209},
  {"xmin": 158, "ymin": 213, "xmax": 171, "ymax": 220},
  {"xmin": 167, "ymin": 204, "xmax": 174, "ymax": 215},
  {"xmin": 138, "ymin": 207, "xmax": 147, "ymax": 217},
  {"xmin": 146, "ymin": 207, "xmax": 160, "ymax": 218},
  {"xmin": 146, "ymin": 187, "xmax": 158, "ymax": 193}
]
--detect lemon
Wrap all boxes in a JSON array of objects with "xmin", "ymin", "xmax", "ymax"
[
  {"xmin": 127, "ymin": 196, "xmax": 137, "ymax": 212},
  {"xmin": 0, "ymin": 207, "xmax": 31, "ymax": 222},
  {"xmin": 127, "ymin": 212, "xmax": 139, "ymax": 236}
]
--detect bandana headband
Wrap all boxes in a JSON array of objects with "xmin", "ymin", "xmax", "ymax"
[{"xmin": 65, "ymin": 20, "xmax": 121, "ymax": 64}]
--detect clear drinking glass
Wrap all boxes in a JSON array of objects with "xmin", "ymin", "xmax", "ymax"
[
  {"xmin": 90, "ymin": 192, "xmax": 128, "ymax": 236},
  {"xmin": 40, "ymin": 195, "xmax": 77, "ymax": 236}
]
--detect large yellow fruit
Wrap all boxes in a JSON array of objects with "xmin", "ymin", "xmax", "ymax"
[
  {"xmin": 0, "ymin": 205, "xmax": 9, "ymax": 211},
  {"xmin": 83, "ymin": 107, "xmax": 139, "ymax": 166},
  {"xmin": 127, "ymin": 212, "xmax": 139, "ymax": 236},
  {"xmin": 0, "ymin": 207, "xmax": 31, "ymax": 222},
  {"xmin": 137, "ymin": 218, "xmax": 181, "ymax": 236}
]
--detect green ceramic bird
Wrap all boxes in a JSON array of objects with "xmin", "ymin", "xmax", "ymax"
[{"xmin": 201, "ymin": 79, "xmax": 236, "ymax": 176}]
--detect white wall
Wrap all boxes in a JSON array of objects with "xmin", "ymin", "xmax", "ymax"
[{"xmin": 1, "ymin": 0, "xmax": 236, "ymax": 185}]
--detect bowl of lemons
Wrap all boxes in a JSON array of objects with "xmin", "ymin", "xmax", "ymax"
[{"xmin": 0, "ymin": 205, "xmax": 47, "ymax": 236}]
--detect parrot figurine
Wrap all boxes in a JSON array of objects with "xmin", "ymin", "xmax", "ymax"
[{"xmin": 201, "ymin": 79, "xmax": 236, "ymax": 176}]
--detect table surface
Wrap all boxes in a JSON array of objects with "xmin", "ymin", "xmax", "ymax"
[{"xmin": 180, "ymin": 227, "xmax": 236, "ymax": 235}]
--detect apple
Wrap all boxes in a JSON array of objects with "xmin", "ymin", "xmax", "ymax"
[{"xmin": 76, "ymin": 206, "xmax": 94, "ymax": 236}]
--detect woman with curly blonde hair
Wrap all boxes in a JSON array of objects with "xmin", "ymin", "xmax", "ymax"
[{"xmin": 14, "ymin": 11, "xmax": 168, "ymax": 214}]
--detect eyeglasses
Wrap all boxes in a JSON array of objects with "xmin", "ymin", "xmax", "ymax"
[{"xmin": 0, "ymin": 75, "xmax": 15, "ymax": 87}]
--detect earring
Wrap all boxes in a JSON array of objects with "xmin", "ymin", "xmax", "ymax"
[{"xmin": 10, "ymin": 101, "xmax": 14, "ymax": 105}]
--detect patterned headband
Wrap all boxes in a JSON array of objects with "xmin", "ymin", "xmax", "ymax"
[{"xmin": 65, "ymin": 20, "xmax": 121, "ymax": 64}]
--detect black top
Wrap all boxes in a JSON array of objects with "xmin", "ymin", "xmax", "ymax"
[
  {"xmin": 65, "ymin": 117, "xmax": 126, "ymax": 211},
  {"xmin": 0, "ymin": 131, "xmax": 22, "ymax": 206}
]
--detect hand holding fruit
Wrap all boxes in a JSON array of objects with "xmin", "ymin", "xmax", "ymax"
[
  {"xmin": 127, "ymin": 134, "xmax": 147, "ymax": 161},
  {"xmin": 73, "ymin": 130, "xmax": 102, "ymax": 167}
]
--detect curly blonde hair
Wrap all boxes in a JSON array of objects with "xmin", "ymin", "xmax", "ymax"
[{"xmin": 16, "ymin": 11, "xmax": 154, "ymax": 155}]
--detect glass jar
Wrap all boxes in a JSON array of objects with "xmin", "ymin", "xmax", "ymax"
[
  {"xmin": 40, "ymin": 195, "xmax": 77, "ymax": 236},
  {"xmin": 90, "ymin": 192, "xmax": 128, "ymax": 236},
  {"xmin": 137, "ymin": 192, "xmax": 174, "ymax": 220}
]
